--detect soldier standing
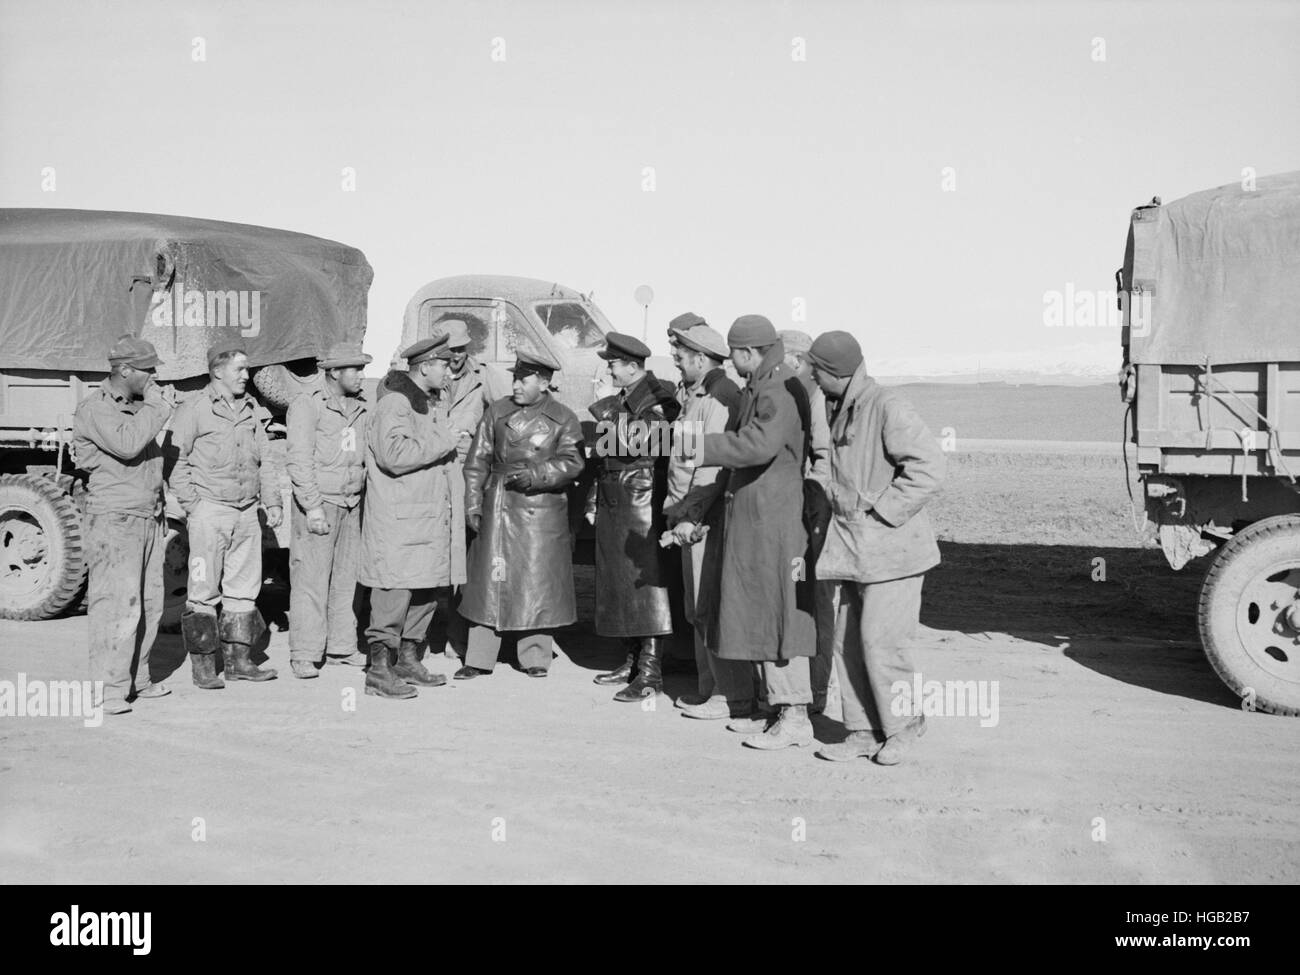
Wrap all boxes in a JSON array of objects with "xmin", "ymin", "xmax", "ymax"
[
  {"xmin": 357, "ymin": 335, "xmax": 462, "ymax": 699},
  {"xmin": 807, "ymin": 332, "xmax": 945, "ymax": 765},
  {"xmin": 779, "ymin": 329, "xmax": 835, "ymax": 716},
  {"xmin": 285, "ymin": 342, "xmax": 372, "ymax": 678},
  {"xmin": 171, "ymin": 345, "xmax": 282, "ymax": 689},
  {"xmin": 586, "ymin": 332, "xmax": 681, "ymax": 702},
  {"xmin": 73, "ymin": 336, "xmax": 175, "ymax": 714},
  {"xmin": 427, "ymin": 318, "xmax": 510, "ymax": 662},
  {"xmin": 455, "ymin": 348, "xmax": 585, "ymax": 679},
  {"xmin": 691, "ymin": 315, "xmax": 818, "ymax": 749},
  {"xmin": 660, "ymin": 317, "xmax": 755, "ymax": 721}
]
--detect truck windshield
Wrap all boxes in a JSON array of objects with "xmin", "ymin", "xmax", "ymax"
[{"xmin": 534, "ymin": 302, "xmax": 605, "ymax": 350}]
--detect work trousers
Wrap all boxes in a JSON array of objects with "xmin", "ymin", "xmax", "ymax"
[
  {"xmin": 828, "ymin": 574, "xmax": 924, "ymax": 738},
  {"xmin": 289, "ymin": 500, "xmax": 361, "ymax": 661},
  {"xmin": 185, "ymin": 499, "xmax": 262, "ymax": 615},
  {"xmin": 85, "ymin": 510, "xmax": 164, "ymax": 705}
]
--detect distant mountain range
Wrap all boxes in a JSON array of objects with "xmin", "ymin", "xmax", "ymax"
[{"xmin": 872, "ymin": 343, "xmax": 1119, "ymax": 386}]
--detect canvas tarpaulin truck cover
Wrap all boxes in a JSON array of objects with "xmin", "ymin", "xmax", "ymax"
[
  {"xmin": 1128, "ymin": 170, "xmax": 1300, "ymax": 366},
  {"xmin": 0, "ymin": 209, "xmax": 373, "ymax": 380}
]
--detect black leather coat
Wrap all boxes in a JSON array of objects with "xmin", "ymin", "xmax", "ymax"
[
  {"xmin": 585, "ymin": 372, "xmax": 681, "ymax": 637},
  {"xmin": 459, "ymin": 393, "xmax": 585, "ymax": 631}
]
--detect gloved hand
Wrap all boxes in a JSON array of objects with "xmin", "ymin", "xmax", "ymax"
[{"xmin": 467, "ymin": 511, "xmax": 482, "ymax": 533}]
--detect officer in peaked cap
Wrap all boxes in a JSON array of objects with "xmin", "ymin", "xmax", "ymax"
[
  {"xmin": 596, "ymin": 331, "xmax": 653, "ymax": 363},
  {"xmin": 73, "ymin": 335, "xmax": 175, "ymax": 714},
  {"xmin": 455, "ymin": 340, "xmax": 585, "ymax": 681}
]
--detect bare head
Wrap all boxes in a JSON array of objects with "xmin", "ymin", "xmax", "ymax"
[{"xmin": 209, "ymin": 349, "xmax": 249, "ymax": 397}]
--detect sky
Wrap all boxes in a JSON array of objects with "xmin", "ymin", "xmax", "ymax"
[{"xmin": 2, "ymin": 0, "xmax": 1297, "ymax": 376}]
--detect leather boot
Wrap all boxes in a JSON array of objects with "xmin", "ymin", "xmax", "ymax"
[
  {"xmin": 393, "ymin": 639, "xmax": 446, "ymax": 687},
  {"xmin": 181, "ymin": 611, "xmax": 224, "ymax": 690},
  {"xmin": 365, "ymin": 642, "xmax": 417, "ymax": 699},
  {"xmin": 220, "ymin": 610, "xmax": 277, "ymax": 681},
  {"xmin": 614, "ymin": 637, "xmax": 663, "ymax": 702},
  {"xmin": 593, "ymin": 638, "xmax": 638, "ymax": 685},
  {"xmin": 742, "ymin": 705, "xmax": 815, "ymax": 750}
]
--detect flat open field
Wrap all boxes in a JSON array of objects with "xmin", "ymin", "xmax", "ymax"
[{"xmin": 3, "ymin": 405, "xmax": 1299, "ymax": 884}]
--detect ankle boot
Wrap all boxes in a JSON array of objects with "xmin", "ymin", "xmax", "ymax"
[
  {"xmin": 220, "ymin": 610, "xmax": 277, "ymax": 681},
  {"xmin": 393, "ymin": 639, "xmax": 446, "ymax": 686},
  {"xmin": 593, "ymin": 638, "xmax": 639, "ymax": 685},
  {"xmin": 365, "ymin": 642, "xmax": 417, "ymax": 699},
  {"xmin": 614, "ymin": 637, "xmax": 663, "ymax": 702},
  {"xmin": 182, "ymin": 611, "xmax": 224, "ymax": 690}
]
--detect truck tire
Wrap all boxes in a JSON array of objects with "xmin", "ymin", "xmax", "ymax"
[
  {"xmin": 252, "ymin": 363, "xmax": 321, "ymax": 414},
  {"xmin": 0, "ymin": 473, "xmax": 88, "ymax": 621},
  {"xmin": 1198, "ymin": 514, "xmax": 1300, "ymax": 715}
]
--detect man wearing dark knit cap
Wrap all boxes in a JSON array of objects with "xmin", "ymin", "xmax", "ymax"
[
  {"xmin": 779, "ymin": 328, "xmax": 836, "ymax": 716},
  {"xmin": 586, "ymin": 331, "xmax": 681, "ymax": 702},
  {"xmin": 686, "ymin": 315, "xmax": 819, "ymax": 749},
  {"xmin": 806, "ymin": 331, "xmax": 946, "ymax": 766},
  {"xmin": 73, "ymin": 335, "xmax": 175, "ymax": 714}
]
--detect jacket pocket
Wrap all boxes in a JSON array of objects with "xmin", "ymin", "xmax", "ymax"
[{"xmin": 394, "ymin": 501, "xmax": 438, "ymax": 542}]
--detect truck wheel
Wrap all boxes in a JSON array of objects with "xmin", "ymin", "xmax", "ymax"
[
  {"xmin": 0, "ymin": 474, "xmax": 88, "ymax": 621},
  {"xmin": 252, "ymin": 363, "xmax": 321, "ymax": 413},
  {"xmin": 158, "ymin": 519, "xmax": 189, "ymax": 633},
  {"xmin": 1199, "ymin": 515, "xmax": 1300, "ymax": 715}
]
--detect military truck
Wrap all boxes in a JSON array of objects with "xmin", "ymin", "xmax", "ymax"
[
  {"xmin": 0, "ymin": 209, "xmax": 373, "ymax": 624},
  {"xmin": 1118, "ymin": 171, "xmax": 1300, "ymax": 714}
]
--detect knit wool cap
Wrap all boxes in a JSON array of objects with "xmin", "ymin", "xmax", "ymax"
[{"xmin": 807, "ymin": 330, "xmax": 864, "ymax": 377}]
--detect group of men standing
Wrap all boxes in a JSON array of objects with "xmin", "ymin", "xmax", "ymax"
[{"xmin": 74, "ymin": 308, "xmax": 945, "ymax": 766}]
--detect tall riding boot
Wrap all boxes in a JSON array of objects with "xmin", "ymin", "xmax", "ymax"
[
  {"xmin": 593, "ymin": 637, "xmax": 639, "ymax": 685},
  {"xmin": 365, "ymin": 641, "xmax": 417, "ymax": 699},
  {"xmin": 614, "ymin": 637, "xmax": 663, "ymax": 702},
  {"xmin": 182, "ymin": 611, "xmax": 224, "ymax": 690},
  {"xmin": 393, "ymin": 638, "xmax": 446, "ymax": 687},
  {"xmin": 220, "ymin": 610, "xmax": 277, "ymax": 681}
]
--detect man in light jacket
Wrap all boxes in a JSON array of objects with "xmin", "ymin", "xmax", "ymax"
[
  {"xmin": 285, "ymin": 341, "xmax": 371, "ymax": 677},
  {"xmin": 170, "ymin": 345, "xmax": 282, "ymax": 689},
  {"xmin": 807, "ymin": 331, "xmax": 946, "ymax": 766},
  {"xmin": 357, "ymin": 335, "xmax": 462, "ymax": 699}
]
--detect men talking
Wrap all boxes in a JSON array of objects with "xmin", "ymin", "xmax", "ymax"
[
  {"xmin": 357, "ymin": 334, "xmax": 462, "ymax": 699},
  {"xmin": 73, "ymin": 335, "xmax": 174, "ymax": 714},
  {"xmin": 456, "ymin": 348, "xmax": 585, "ymax": 679},
  {"xmin": 171, "ymin": 345, "xmax": 282, "ymax": 689},
  {"xmin": 285, "ymin": 341, "xmax": 371, "ymax": 677},
  {"xmin": 808, "ymin": 331, "xmax": 945, "ymax": 765},
  {"xmin": 587, "ymin": 332, "xmax": 681, "ymax": 702}
]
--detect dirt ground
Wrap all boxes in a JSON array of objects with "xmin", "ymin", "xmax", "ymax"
[{"xmin": 3, "ymin": 441, "xmax": 1300, "ymax": 884}]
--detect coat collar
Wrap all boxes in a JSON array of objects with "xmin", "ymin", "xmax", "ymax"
[
  {"xmin": 829, "ymin": 363, "xmax": 877, "ymax": 438},
  {"xmin": 384, "ymin": 370, "xmax": 431, "ymax": 414},
  {"xmin": 205, "ymin": 381, "xmax": 254, "ymax": 415},
  {"xmin": 749, "ymin": 341, "xmax": 788, "ymax": 386},
  {"xmin": 622, "ymin": 371, "xmax": 673, "ymax": 414}
]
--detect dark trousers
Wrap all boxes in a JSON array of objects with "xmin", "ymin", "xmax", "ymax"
[
  {"xmin": 366, "ymin": 586, "xmax": 449, "ymax": 651},
  {"xmin": 464, "ymin": 624, "xmax": 555, "ymax": 672},
  {"xmin": 427, "ymin": 588, "xmax": 469, "ymax": 659}
]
